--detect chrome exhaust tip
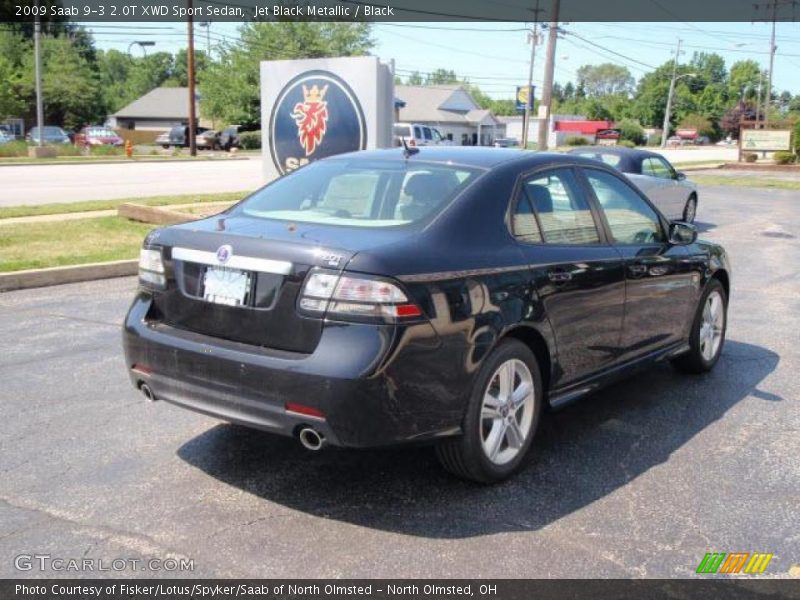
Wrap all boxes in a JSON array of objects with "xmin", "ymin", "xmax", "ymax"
[
  {"xmin": 298, "ymin": 427, "xmax": 326, "ymax": 451},
  {"xmin": 140, "ymin": 383, "xmax": 156, "ymax": 402}
]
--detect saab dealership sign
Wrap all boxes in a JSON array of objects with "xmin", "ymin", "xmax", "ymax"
[{"xmin": 261, "ymin": 56, "xmax": 394, "ymax": 180}]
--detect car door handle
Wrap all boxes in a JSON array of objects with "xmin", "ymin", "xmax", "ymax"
[
  {"xmin": 629, "ymin": 264, "xmax": 648, "ymax": 276},
  {"xmin": 548, "ymin": 270, "xmax": 572, "ymax": 283}
]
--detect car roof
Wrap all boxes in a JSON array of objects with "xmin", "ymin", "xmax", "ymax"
[
  {"xmin": 566, "ymin": 146, "xmax": 665, "ymax": 161},
  {"xmin": 334, "ymin": 147, "xmax": 601, "ymax": 170}
]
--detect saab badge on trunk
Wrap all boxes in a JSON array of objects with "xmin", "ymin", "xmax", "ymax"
[
  {"xmin": 269, "ymin": 70, "xmax": 367, "ymax": 175},
  {"xmin": 216, "ymin": 244, "xmax": 233, "ymax": 264}
]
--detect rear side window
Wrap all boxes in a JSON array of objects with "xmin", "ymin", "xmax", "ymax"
[
  {"xmin": 240, "ymin": 160, "xmax": 481, "ymax": 227},
  {"xmin": 584, "ymin": 169, "xmax": 665, "ymax": 244},
  {"xmin": 423, "ymin": 127, "xmax": 432, "ymax": 141},
  {"xmin": 393, "ymin": 125, "xmax": 411, "ymax": 137},
  {"xmin": 520, "ymin": 168, "xmax": 600, "ymax": 245}
]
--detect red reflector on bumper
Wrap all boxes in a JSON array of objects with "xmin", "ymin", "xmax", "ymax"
[
  {"xmin": 131, "ymin": 364, "xmax": 152, "ymax": 376},
  {"xmin": 285, "ymin": 402, "xmax": 325, "ymax": 419},
  {"xmin": 395, "ymin": 303, "xmax": 422, "ymax": 317}
]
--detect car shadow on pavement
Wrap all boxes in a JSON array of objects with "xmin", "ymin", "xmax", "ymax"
[
  {"xmin": 693, "ymin": 221, "xmax": 715, "ymax": 234},
  {"xmin": 177, "ymin": 340, "xmax": 779, "ymax": 538}
]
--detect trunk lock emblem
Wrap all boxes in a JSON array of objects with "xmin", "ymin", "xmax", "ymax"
[{"xmin": 216, "ymin": 245, "xmax": 233, "ymax": 264}]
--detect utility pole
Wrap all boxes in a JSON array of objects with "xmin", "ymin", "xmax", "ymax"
[
  {"xmin": 187, "ymin": 0, "xmax": 197, "ymax": 157},
  {"xmin": 199, "ymin": 21, "xmax": 211, "ymax": 58},
  {"xmin": 754, "ymin": 0, "xmax": 795, "ymax": 126},
  {"xmin": 765, "ymin": 3, "xmax": 777, "ymax": 125},
  {"xmin": 536, "ymin": 0, "xmax": 559, "ymax": 151},
  {"xmin": 521, "ymin": 0, "xmax": 542, "ymax": 149},
  {"xmin": 660, "ymin": 39, "xmax": 682, "ymax": 149},
  {"xmin": 33, "ymin": 5, "xmax": 44, "ymax": 147},
  {"xmin": 755, "ymin": 70, "xmax": 763, "ymax": 123}
]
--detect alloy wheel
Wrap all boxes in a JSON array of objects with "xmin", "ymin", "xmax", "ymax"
[
  {"xmin": 684, "ymin": 197, "xmax": 697, "ymax": 223},
  {"xmin": 699, "ymin": 290, "xmax": 724, "ymax": 361},
  {"xmin": 480, "ymin": 358, "xmax": 536, "ymax": 465}
]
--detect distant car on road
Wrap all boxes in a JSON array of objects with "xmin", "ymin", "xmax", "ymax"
[
  {"xmin": 74, "ymin": 126, "xmax": 124, "ymax": 148},
  {"xmin": 567, "ymin": 146, "xmax": 699, "ymax": 222},
  {"xmin": 156, "ymin": 125, "xmax": 217, "ymax": 150},
  {"xmin": 26, "ymin": 126, "xmax": 71, "ymax": 145},
  {"xmin": 667, "ymin": 136, "xmax": 692, "ymax": 147},
  {"xmin": 393, "ymin": 123, "xmax": 450, "ymax": 147},
  {"xmin": 493, "ymin": 137, "xmax": 520, "ymax": 148}
]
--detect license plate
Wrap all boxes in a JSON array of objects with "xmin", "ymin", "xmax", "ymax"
[{"xmin": 203, "ymin": 266, "xmax": 250, "ymax": 306}]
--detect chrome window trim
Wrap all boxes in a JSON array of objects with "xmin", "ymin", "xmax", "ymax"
[{"xmin": 171, "ymin": 247, "xmax": 293, "ymax": 275}]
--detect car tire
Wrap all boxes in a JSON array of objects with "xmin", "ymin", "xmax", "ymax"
[
  {"xmin": 683, "ymin": 194, "xmax": 698, "ymax": 223},
  {"xmin": 435, "ymin": 339, "xmax": 543, "ymax": 483},
  {"xmin": 672, "ymin": 279, "xmax": 727, "ymax": 374},
  {"xmin": 161, "ymin": 144, "xmax": 169, "ymax": 149}
]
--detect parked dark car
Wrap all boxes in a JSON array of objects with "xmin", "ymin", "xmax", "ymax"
[
  {"xmin": 124, "ymin": 148, "xmax": 730, "ymax": 483},
  {"xmin": 26, "ymin": 126, "xmax": 71, "ymax": 145},
  {"xmin": 156, "ymin": 125, "xmax": 217, "ymax": 150},
  {"xmin": 74, "ymin": 126, "xmax": 124, "ymax": 148}
]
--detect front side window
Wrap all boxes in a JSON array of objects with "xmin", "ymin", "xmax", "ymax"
[
  {"xmin": 584, "ymin": 169, "xmax": 665, "ymax": 244},
  {"xmin": 239, "ymin": 160, "xmax": 481, "ymax": 227},
  {"xmin": 520, "ymin": 168, "xmax": 600, "ymax": 245},
  {"xmin": 423, "ymin": 127, "xmax": 433, "ymax": 141},
  {"xmin": 642, "ymin": 157, "xmax": 675, "ymax": 179},
  {"xmin": 414, "ymin": 126, "xmax": 422, "ymax": 139}
]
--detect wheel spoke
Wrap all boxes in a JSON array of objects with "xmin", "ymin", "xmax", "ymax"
[
  {"xmin": 510, "ymin": 381, "xmax": 532, "ymax": 409},
  {"xmin": 505, "ymin": 418, "xmax": 524, "ymax": 449},
  {"xmin": 485, "ymin": 421, "xmax": 507, "ymax": 460},
  {"xmin": 498, "ymin": 362, "xmax": 514, "ymax": 402}
]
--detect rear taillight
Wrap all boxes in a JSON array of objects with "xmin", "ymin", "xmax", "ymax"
[
  {"xmin": 139, "ymin": 247, "xmax": 166, "ymax": 289},
  {"xmin": 299, "ymin": 269, "xmax": 422, "ymax": 322}
]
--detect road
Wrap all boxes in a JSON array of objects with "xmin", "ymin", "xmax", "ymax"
[
  {"xmin": 1, "ymin": 184, "xmax": 798, "ymax": 579},
  {"xmin": 0, "ymin": 147, "xmax": 738, "ymax": 208},
  {"xmin": 0, "ymin": 157, "xmax": 264, "ymax": 207}
]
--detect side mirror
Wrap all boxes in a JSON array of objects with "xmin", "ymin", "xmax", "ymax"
[
  {"xmin": 669, "ymin": 221, "xmax": 697, "ymax": 245},
  {"xmin": 675, "ymin": 171, "xmax": 687, "ymax": 181}
]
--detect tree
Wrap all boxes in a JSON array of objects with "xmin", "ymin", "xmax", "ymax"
[
  {"xmin": 678, "ymin": 113, "xmax": 715, "ymax": 139},
  {"xmin": 424, "ymin": 68, "xmax": 458, "ymax": 86},
  {"xmin": 199, "ymin": 22, "xmax": 373, "ymax": 127},
  {"xmin": 0, "ymin": 55, "xmax": 25, "ymax": 120},
  {"xmin": 720, "ymin": 101, "xmax": 757, "ymax": 137},
  {"xmin": 728, "ymin": 60, "xmax": 761, "ymax": 102},
  {"xmin": 405, "ymin": 71, "xmax": 423, "ymax": 85},
  {"xmin": 575, "ymin": 63, "xmax": 634, "ymax": 97}
]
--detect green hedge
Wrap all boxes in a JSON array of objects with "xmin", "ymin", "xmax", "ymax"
[
  {"xmin": 238, "ymin": 131, "xmax": 261, "ymax": 150},
  {"xmin": 774, "ymin": 151, "xmax": 796, "ymax": 165},
  {"xmin": 565, "ymin": 136, "xmax": 589, "ymax": 146}
]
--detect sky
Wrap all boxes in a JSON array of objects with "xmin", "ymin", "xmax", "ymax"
[{"xmin": 88, "ymin": 21, "xmax": 800, "ymax": 99}]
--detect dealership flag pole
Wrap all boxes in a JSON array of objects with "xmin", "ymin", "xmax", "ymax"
[
  {"xmin": 187, "ymin": 0, "xmax": 197, "ymax": 157},
  {"xmin": 33, "ymin": 3, "xmax": 44, "ymax": 147}
]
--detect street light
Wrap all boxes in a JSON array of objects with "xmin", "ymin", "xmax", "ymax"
[
  {"xmin": 660, "ymin": 72, "xmax": 696, "ymax": 148},
  {"xmin": 127, "ymin": 41, "xmax": 155, "ymax": 57}
]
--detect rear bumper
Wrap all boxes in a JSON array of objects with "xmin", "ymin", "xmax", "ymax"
[{"xmin": 123, "ymin": 293, "xmax": 468, "ymax": 447}]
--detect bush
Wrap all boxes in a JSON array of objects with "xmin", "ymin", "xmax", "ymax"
[
  {"xmin": 794, "ymin": 120, "xmax": 800, "ymax": 155},
  {"xmin": 90, "ymin": 145, "xmax": 124, "ymax": 156},
  {"xmin": 743, "ymin": 152, "xmax": 758, "ymax": 163},
  {"xmin": 774, "ymin": 151, "xmax": 796, "ymax": 165},
  {"xmin": 618, "ymin": 140, "xmax": 636, "ymax": 148},
  {"xmin": 0, "ymin": 141, "xmax": 29, "ymax": 157},
  {"xmin": 238, "ymin": 130, "xmax": 261, "ymax": 150},
  {"xmin": 565, "ymin": 136, "xmax": 589, "ymax": 146},
  {"xmin": 647, "ymin": 135, "xmax": 662, "ymax": 147},
  {"xmin": 617, "ymin": 119, "xmax": 646, "ymax": 146}
]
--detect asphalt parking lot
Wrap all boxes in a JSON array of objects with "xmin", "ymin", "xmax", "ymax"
[{"xmin": 0, "ymin": 184, "xmax": 797, "ymax": 578}]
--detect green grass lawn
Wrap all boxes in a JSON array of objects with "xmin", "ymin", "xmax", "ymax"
[
  {"xmin": 0, "ymin": 216, "xmax": 154, "ymax": 272},
  {"xmin": 691, "ymin": 174, "xmax": 800, "ymax": 191},
  {"xmin": 0, "ymin": 191, "xmax": 249, "ymax": 220}
]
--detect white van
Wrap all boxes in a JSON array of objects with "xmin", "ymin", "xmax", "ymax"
[{"xmin": 393, "ymin": 123, "xmax": 451, "ymax": 147}]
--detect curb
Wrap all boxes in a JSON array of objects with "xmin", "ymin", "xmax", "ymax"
[
  {"xmin": 0, "ymin": 260, "xmax": 137, "ymax": 292},
  {"xmin": 0, "ymin": 156, "xmax": 251, "ymax": 168}
]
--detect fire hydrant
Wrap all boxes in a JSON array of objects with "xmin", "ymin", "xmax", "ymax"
[{"xmin": 125, "ymin": 139, "xmax": 133, "ymax": 159}]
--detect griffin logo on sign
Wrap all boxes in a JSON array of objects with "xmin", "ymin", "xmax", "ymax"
[
  {"xmin": 292, "ymin": 84, "xmax": 329, "ymax": 156},
  {"xmin": 269, "ymin": 70, "xmax": 367, "ymax": 175}
]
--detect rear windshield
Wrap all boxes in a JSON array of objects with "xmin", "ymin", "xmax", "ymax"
[
  {"xmin": 239, "ymin": 159, "xmax": 482, "ymax": 227},
  {"xmin": 574, "ymin": 152, "xmax": 622, "ymax": 168}
]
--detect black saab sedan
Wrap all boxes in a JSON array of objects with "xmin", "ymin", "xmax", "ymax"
[{"xmin": 124, "ymin": 147, "xmax": 730, "ymax": 483}]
